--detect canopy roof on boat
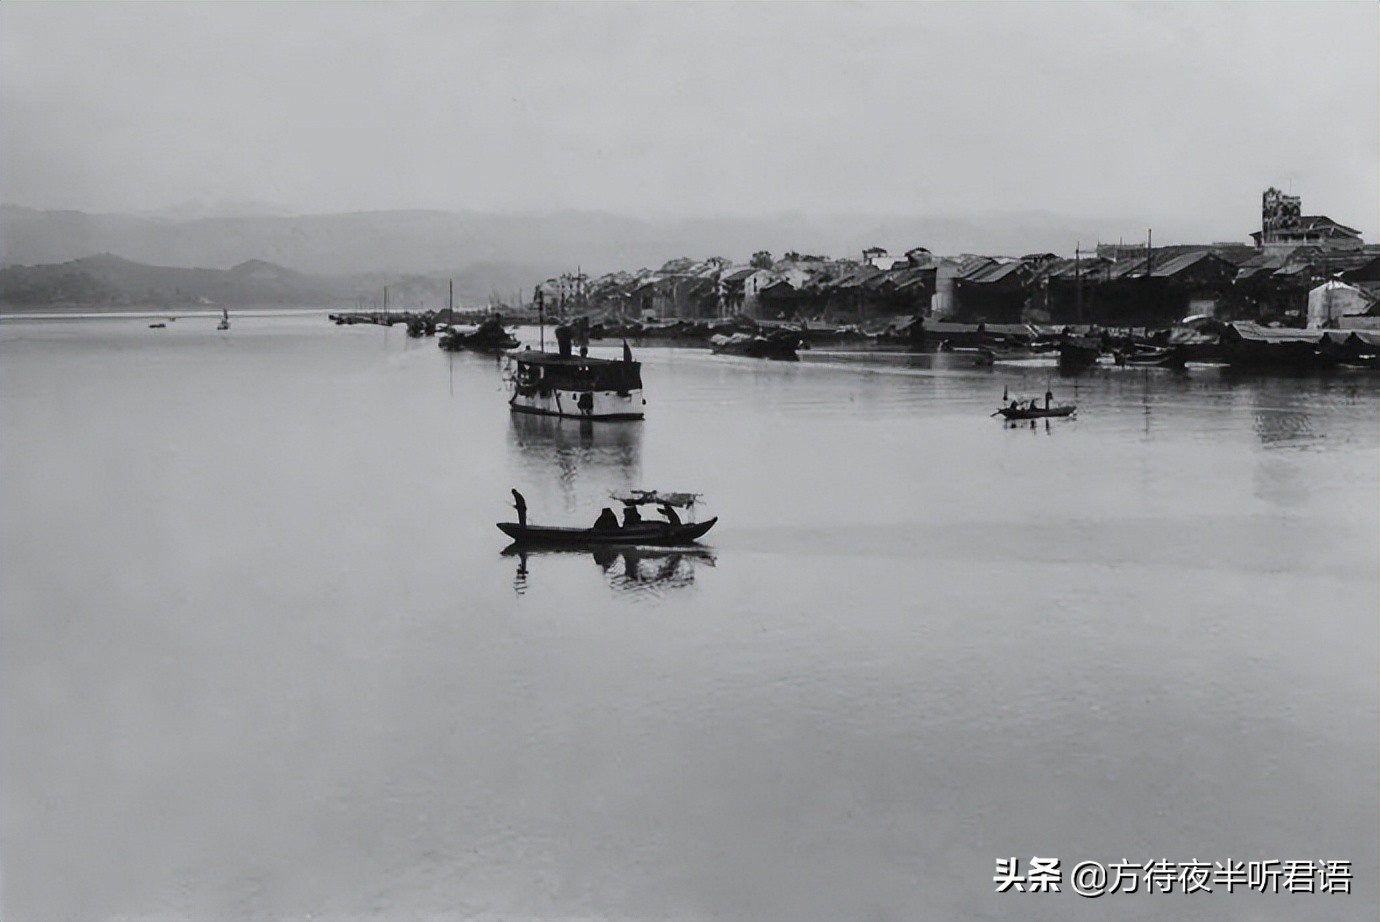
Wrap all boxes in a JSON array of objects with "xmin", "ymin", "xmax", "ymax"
[
  {"xmin": 510, "ymin": 349, "xmax": 633, "ymax": 368},
  {"xmin": 611, "ymin": 490, "xmax": 702, "ymax": 508}
]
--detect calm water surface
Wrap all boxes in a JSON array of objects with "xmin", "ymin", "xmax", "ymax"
[{"xmin": 3, "ymin": 315, "xmax": 1377, "ymax": 920}]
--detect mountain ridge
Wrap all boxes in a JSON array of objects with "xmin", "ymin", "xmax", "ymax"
[{"xmin": 0, "ymin": 204, "xmax": 1200, "ymax": 276}]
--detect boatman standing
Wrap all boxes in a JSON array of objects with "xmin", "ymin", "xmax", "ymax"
[{"xmin": 511, "ymin": 489, "xmax": 527, "ymax": 527}]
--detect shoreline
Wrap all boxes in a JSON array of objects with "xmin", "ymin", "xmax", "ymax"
[{"xmin": 0, "ymin": 307, "xmax": 337, "ymax": 322}]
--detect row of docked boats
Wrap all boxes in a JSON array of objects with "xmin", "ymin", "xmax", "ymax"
[{"xmin": 1055, "ymin": 321, "xmax": 1380, "ymax": 373}]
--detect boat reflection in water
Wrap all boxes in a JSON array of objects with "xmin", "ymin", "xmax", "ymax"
[
  {"xmin": 1005, "ymin": 418, "xmax": 1056, "ymax": 433},
  {"xmin": 503, "ymin": 543, "xmax": 715, "ymax": 596},
  {"xmin": 506, "ymin": 411, "xmax": 642, "ymax": 489}
]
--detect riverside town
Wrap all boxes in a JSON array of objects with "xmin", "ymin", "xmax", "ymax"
[
  {"xmin": 329, "ymin": 187, "xmax": 1380, "ymax": 374},
  {"xmin": 6, "ymin": 3, "xmax": 1378, "ymax": 919}
]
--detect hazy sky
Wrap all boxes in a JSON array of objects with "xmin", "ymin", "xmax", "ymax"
[{"xmin": 2, "ymin": 2, "xmax": 1377, "ymax": 240}]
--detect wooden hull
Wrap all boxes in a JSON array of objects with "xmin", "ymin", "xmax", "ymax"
[
  {"xmin": 712, "ymin": 342, "xmax": 800, "ymax": 361},
  {"xmin": 497, "ymin": 517, "xmax": 717, "ymax": 546},
  {"xmin": 438, "ymin": 333, "xmax": 519, "ymax": 353},
  {"xmin": 508, "ymin": 388, "xmax": 645, "ymax": 421},
  {"xmin": 1117, "ymin": 347, "xmax": 1186, "ymax": 368},
  {"xmin": 997, "ymin": 405, "xmax": 1076, "ymax": 420}
]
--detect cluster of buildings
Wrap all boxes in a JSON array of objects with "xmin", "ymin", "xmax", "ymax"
[{"xmin": 541, "ymin": 189, "xmax": 1378, "ymax": 330}]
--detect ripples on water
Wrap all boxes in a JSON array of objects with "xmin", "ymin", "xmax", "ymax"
[{"xmin": 2, "ymin": 316, "xmax": 1377, "ymax": 921}]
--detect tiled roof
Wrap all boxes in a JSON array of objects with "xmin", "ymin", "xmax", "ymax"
[
  {"xmin": 1148, "ymin": 251, "xmax": 1218, "ymax": 278},
  {"xmin": 960, "ymin": 261, "xmax": 1024, "ymax": 283}
]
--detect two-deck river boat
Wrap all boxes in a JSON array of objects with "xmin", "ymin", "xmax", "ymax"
[{"xmin": 507, "ymin": 336, "xmax": 645, "ymax": 420}]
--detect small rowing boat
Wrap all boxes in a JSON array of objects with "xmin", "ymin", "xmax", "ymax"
[
  {"xmin": 997, "ymin": 404, "xmax": 1076, "ymax": 420},
  {"xmin": 499, "ymin": 488, "xmax": 715, "ymax": 546},
  {"xmin": 497, "ymin": 518, "xmax": 717, "ymax": 546},
  {"xmin": 995, "ymin": 386, "xmax": 1076, "ymax": 420}
]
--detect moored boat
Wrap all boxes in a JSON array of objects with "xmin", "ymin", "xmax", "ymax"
[
  {"xmin": 507, "ymin": 319, "xmax": 644, "ymax": 419},
  {"xmin": 1115, "ymin": 345, "xmax": 1185, "ymax": 368},
  {"xmin": 1058, "ymin": 337, "xmax": 1102, "ymax": 372},
  {"xmin": 438, "ymin": 314, "xmax": 519, "ymax": 353},
  {"xmin": 709, "ymin": 330, "xmax": 801, "ymax": 361}
]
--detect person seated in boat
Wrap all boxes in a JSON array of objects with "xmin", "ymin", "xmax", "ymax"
[
  {"xmin": 593, "ymin": 507, "xmax": 620, "ymax": 531},
  {"xmin": 1045, "ymin": 390, "xmax": 1053, "ymax": 410},
  {"xmin": 659, "ymin": 503, "xmax": 681, "ymax": 526},
  {"xmin": 622, "ymin": 503, "xmax": 642, "ymax": 527}
]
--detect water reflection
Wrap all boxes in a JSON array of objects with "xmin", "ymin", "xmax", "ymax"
[
  {"xmin": 502, "ymin": 544, "xmax": 715, "ymax": 597},
  {"xmin": 1248, "ymin": 380, "xmax": 1322, "ymax": 449},
  {"xmin": 1003, "ymin": 418, "xmax": 1056, "ymax": 434},
  {"xmin": 506, "ymin": 412, "xmax": 643, "ymax": 504}
]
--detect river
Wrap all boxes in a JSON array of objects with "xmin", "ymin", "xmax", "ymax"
[{"xmin": 3, "ymin": 314, "xmax": 1376, "ymax": 920}]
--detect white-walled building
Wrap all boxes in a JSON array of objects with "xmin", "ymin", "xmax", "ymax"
[{"xmin": 1307, "ymin": 279, "xmax": 1377, "ymax": 328}]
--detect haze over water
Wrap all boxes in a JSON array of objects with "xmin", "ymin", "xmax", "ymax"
[{"xmin": 3, "ymin": 316, "xmax": 1376, "ymax": 920}]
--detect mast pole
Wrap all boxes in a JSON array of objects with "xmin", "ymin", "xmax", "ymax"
[
  {"xmin": 1074, "ymin": 241, "xmax": 1082, "ymax": 323},
  {"xmin": 1145, "ymin": 228, "xmax": 1153, "ymax": 321},
  {"xmin": 536, "ymin": 286, "xmax": 545, "ymax": 352}
]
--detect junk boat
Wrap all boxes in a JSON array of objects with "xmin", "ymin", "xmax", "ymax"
[
  {"xmin": 507, "ymin": 322, "xmax": 644, "ymax": 420},
  {"xmin": 498, "ymin": 490, "xmax": 715, "ymax": 546},
  {"xmin": 439, "ymin": 314, "xmax": 519, "ymax": 353}
]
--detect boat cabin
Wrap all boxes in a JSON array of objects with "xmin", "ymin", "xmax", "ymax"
[
  {"xmin": 508, "ymin": 347, "xmax": 645, "ymax": 420},
  {"xmin": 510, "ymin": 352, "xmax": 643, "ymax": 395}
]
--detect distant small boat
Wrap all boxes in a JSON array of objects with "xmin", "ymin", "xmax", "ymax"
[
  {"xmin": 997, "ymin": 403, "xmax": 1076, "ymax": 420},
  {"xmin": 709, "ymin": 331, "xmax": 801, "ymax": 361},
  {"xmin": 149, "ymin": 322, "xmax": 166, "ymax": 329},
  {"xmin": 1115, "ymin": 346, "xmax": 1184, "ymax": 368},
  {"xmin": 217, "ymin": 307, "xmax": 230, "ymax": 331},
  {"xmin": 942, "ymin": 344, "xmax": 1002, "ymax": 365},
  {"xmin": 995, "ymin": 385, "xmax": 1075, "ymax": 419}
]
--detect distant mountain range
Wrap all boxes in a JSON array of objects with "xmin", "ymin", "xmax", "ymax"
[
  {"xmin": 0, "ymin": 254, "xmax": 487, "ymax": 312},
  {"xmin": 0, "ymin": 204, "xmax": 1229, "ymax": 309}
]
